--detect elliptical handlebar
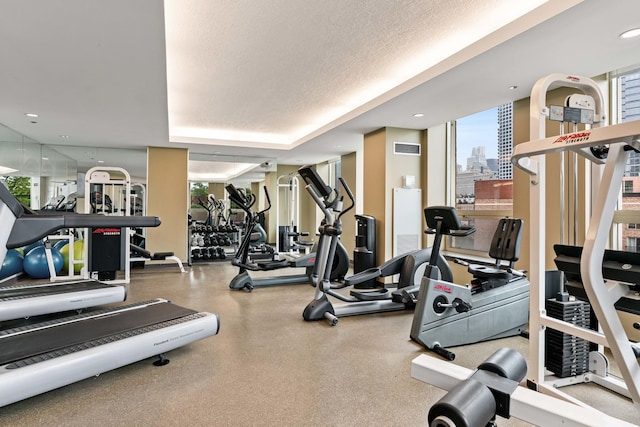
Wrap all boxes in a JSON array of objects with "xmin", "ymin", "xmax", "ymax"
[
  {"xmin": 225, "ymin": 183, "xmax": 271, "ymax": 218},
  {"xmin": 225, "ymin": 184, "xmax": 252, "ymax": 213},
  {"xmin": 197, "ymin": 195, "xmax": 213, "ymax": 212},
  {"xmin": 260, "ymin": 185, "xmax": 271, "ymax": 217},
  {"xmin": 336, "ymin": 176, "xmax": 354, "ymax": 221}
]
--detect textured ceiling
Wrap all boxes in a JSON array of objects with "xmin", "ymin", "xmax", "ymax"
[{"xmin": 164, "ymin": 0, "xmax": 551, "ymax": 147}]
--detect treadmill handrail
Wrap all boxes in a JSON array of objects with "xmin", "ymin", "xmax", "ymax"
[{"xmin": 7, "ymin": 214, "xmax": 161, "ymax": 249}]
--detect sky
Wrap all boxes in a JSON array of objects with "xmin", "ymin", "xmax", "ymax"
[{"xmin": 456, "ymin": 107, "xmax": 498, "ymax": 171}]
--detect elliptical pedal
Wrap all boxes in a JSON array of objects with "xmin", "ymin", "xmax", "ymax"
[{"xmin": 349, "ymin": 288, "xmax": 391, "ymax": 301}]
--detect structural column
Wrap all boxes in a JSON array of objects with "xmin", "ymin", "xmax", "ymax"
[{"xmin": 146, "ymin": 147, "xmax": 189, "ymax": 261}]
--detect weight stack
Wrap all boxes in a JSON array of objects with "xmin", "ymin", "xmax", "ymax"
[{"xmin": 545, "ymin": 297, "xmax": 591, "ymax": 378}]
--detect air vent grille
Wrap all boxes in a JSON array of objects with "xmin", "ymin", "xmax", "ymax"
[{"xmin": 394, "ymin": 141, "xmax": 421, "ymax": 156}]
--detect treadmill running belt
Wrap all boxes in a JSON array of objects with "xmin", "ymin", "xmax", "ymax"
[
  {"xmin": 0, "ymin": 280, "xmax": 118, "ymax": 301},
  {"xmin": 0, "ymin": 302, "xmax": 197, "ymax": 365}
]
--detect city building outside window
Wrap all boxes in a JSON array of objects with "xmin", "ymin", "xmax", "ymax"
[
  {"xmin": 613, "ymin": 67, "xmax": 640, "ymax": 252},
  {"xmin": 449, "ymin": 103, "xmax": 513, "ymax": 254}
]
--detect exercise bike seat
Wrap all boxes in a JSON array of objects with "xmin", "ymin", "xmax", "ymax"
[
  {"xmin": 467, "ymin": 264, "xmax": 512, "ymax": 279},
  {"xmin": 467, "ymin": 218, "xmax": 524, "ymax": 281},
  {"xmin": 349, "ymin": 288, "xmax": 391, "ymax": 301}
]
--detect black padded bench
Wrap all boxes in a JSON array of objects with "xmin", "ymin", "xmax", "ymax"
[{"xmin": 130, "ymin": 244, "xmax": 185, "ymax": 273}]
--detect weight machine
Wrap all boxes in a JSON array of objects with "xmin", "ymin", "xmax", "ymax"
[
  {"xmin": 512, "ymin": 73, "xmax": 640, "ymax": 418},
  {"xmin": 84, "ymin": 166, "xmax": 133, "ymax": 283},
  {"xmin": 276, "ymin": 173, "xmax": 312, "ymax": 255}
]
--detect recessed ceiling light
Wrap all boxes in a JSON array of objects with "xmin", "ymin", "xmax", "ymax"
[
  {"xmin": 98, "ymin": 160, "xmax": 105, "ymax": 163},
  {"xmin": 620, "ymin": 28, "xmax": 640, "ymax": 39},
  {"xmin": 42, "ymin": 157, "xmax": 49, "ymax": 161},
  {"xmin": 413, "ymin": 113, "xmax": 424, "ymax": 117},
  {"xmin": 25, "ymin": 113, "xmax": 38, "ymax": 118},
  {"xmin": 509, "ymin": 85, "xmax": 518, "ymax": 90},
  {"xmin": 59, "ymin": 135, "xmax": 70, "ymax": 139}
]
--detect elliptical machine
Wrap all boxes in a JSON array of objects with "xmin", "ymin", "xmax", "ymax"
[
  {"xmin": 300, "ymin": 166, "xmax": 451, "ymax": 326},
  {"xmin": 226, "ymin": 183, "xmax": 349, "ymax": 291},
  {"xmin": 409, "ymin": 206, "xmax": 530, "ymax": 360}
]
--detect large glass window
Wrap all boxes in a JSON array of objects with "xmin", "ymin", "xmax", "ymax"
[
  {"xmin": 450, "ymin": 103, "xmax": 514, "ymax": 254},
  {"xmin": 612, "ymin": 67, "xmax": 640, "ymax": 252}
]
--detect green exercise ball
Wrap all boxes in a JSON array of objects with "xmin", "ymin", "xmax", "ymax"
[{"xmin": 59, "ymin": 239, "xmax": 85, "ymax": 274}]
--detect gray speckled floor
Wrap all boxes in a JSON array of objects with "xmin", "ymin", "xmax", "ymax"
[{"xmin": 0, "ymin": 262, "xmax": 637, "ymax": 426}]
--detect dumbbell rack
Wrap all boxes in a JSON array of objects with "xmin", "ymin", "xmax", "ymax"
[{"xmin": 188, "ymin": 222, "xmax": 238, "ymax": 263}]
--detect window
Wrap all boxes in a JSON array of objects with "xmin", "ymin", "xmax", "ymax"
[
  {"xmin": 449, "ymin": 103, "xmax": 513, "ymax": 253},
  {"xmin": 611, "ymin": 67, "xmax": 640, "ymax": 250}
]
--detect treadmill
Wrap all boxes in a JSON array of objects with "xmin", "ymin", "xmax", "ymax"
[
  {"xmin": 0, "ymin": 184, "xmax": 220, "ymax": 407},
  {"xmin": 0, "ymin": 185, "xmax": 152, "ymax": 321},
  {"xmin": 0, "ymin": 279, "xmax": 126, "ymax": 322}
]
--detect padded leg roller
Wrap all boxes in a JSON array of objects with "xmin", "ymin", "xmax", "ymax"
[
  {"xmin": 428, "ymin": 348, "xmax": 526, "ymax": 426},
  {"xmin": 428, "ymin": 379, "xmax": 496, "ymax": 427},
  {"xmin": 477, "ymin": 347, "xmax": 527, "ymax": 382}
]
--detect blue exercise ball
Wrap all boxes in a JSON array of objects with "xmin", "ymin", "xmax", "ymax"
[
  {"xmin": 23, "ymin": 246, "xmax": 64, "ymax": 279},
  {"xmin": 0, "ymin": 249, "xmax": 24, "ymax": 280},
  {"xmin": 22, "ymin": 241, "xmax": 44, "ymax": 255},
  {"xmin": 53, "ymin": 240, "xmax": 69, "ymax": 251}
]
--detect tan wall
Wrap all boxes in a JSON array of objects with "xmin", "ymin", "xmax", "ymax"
[
  {"xmin": 363, "ymin": 129, "xmax": 387, "ymax": 263},
  {"xmin": 363, "ymin": 127, "xmax": 425, "ymax": 263},
  {"xmin": 146, "ymin": 147, "xmax": 188, "ymax": 261},
  {"xmin": 208, "ymin": 183, "xmax": 225, "ymax": 200}
]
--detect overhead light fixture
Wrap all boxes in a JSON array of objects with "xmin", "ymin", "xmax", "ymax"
[
  {"xmin": 509, "ymin": 85, "xmax": 518, "ymax": 90},
  {"xmin": 42, "ymin": 157, "xmax": 49, "ymax": 161},
  {"xmin": 619, "ymin": 28, "xmax": 640, "ymax": 39},
  {"xmin": 25, "ymin": 113, "xmax": 38, "ymax": 118},
  {"xmin": 413, "ymin": 113, "xmax": 425, "ymax": 117},
  {"xmin": 98, "ymin": 160, "xmax": 105, "ymax": 163},
  {"xmin": 59, "ymin": 135, "xmax": 70, "ymax": 139}
]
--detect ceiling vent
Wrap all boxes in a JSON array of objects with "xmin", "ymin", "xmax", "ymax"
[{"xmin": 394, "ymin": 141, "xmax": 421, "ymax": 156}]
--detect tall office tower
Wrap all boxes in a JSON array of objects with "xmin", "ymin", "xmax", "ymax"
[
  {"xmin": 466, "ymin": 146, "xmax": 487, "ymax": 171},
  {"xmin": 621, "ymin": 71, "xmax": 640, "ymax": 177},
  {"xmin": 497, "ymin": 103, "xmax": 513, "ymax": 179}
]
